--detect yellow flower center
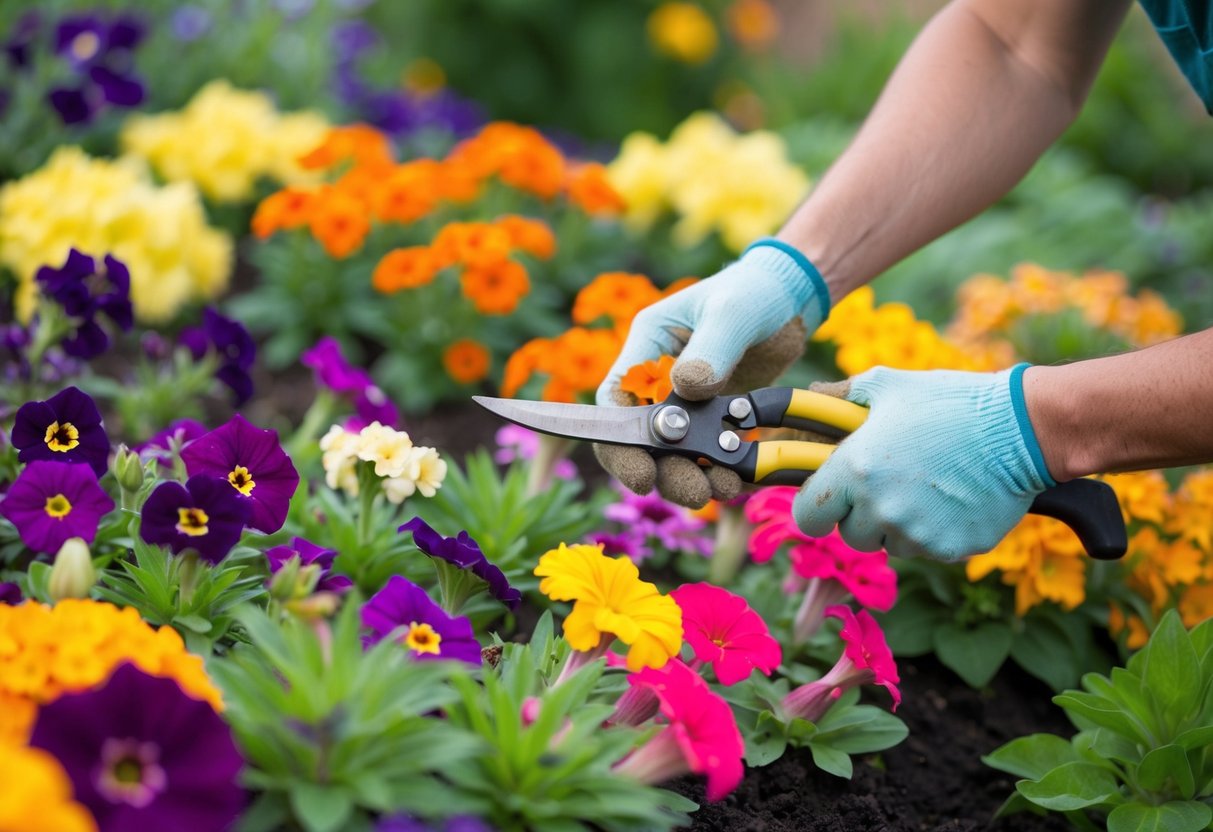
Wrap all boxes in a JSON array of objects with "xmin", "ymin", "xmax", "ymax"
[
  {"xmin": 175, "ymin": 508, "xmax": 210, "ymax": 537},
  {"xmin": 403, "ymin": 621, "xmax": 442, "ymax": 655},
  {"xmin": 44, "ymin": 421, "xmax": 80, "ymax": 453},
  {"xmin": 71, "ymin": 31, "xmax": 101, "ymax": 62},
  {"xmin": 227, "ymin": 465, "xmax": 256, "ymax": 496},
  {"xmin": 44, "ymin": 493, "xmax": 73, "ymax": 519}
]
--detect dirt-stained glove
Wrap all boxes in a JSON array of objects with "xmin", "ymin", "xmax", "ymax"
[{"xmin": 594, "ymin": 238, "xmax": 831, "ymax": 508}]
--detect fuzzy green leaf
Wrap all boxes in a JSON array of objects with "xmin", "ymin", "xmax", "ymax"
[
  {"xmin": 983, "ymin": 734, "xmax": 1081, "ymax": 781},
  {"xmin": 934, "ymin": 621, "xmax": 1013, "ymax": 688},
  {"xmin": 1106, "ymin": 801, "xmax": 1212, "ymax": 832},
  {"xmin": 1016, "ymin": 762, "xmax": 1121, "ymax": 811},
  {"xmin": 744, "ymin": 711, "xmax": 788, "ymax": 767}
]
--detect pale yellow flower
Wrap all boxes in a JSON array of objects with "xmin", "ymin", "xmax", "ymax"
[
  {"xmin": 411, "ymin": 447, "xmax": 448, "ymax": 498},
  {"xmin": 356, "ymin": 422, "xmax": 417, "ymax": 479},
  {"xmin": 320, "ymin": 425, "xmax": 361, "ymax": 496}
]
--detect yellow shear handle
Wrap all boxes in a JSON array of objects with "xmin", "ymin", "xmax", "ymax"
[
  {"xmin": 752, "ymin": 440, "xmax": 837, "ymax": 483},
  {"xmin": 786, "ymin": 389, "xmax": 868, "ymax": 434}
]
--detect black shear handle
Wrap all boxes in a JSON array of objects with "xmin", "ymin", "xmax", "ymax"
[{"xmin": 1028, "ymin": 478, "xmax": 1126, "ymax": 560}]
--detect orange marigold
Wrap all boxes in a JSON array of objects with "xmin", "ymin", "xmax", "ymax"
[
  {"xmin": 495, "ymin": 215, "xmax": 557, "ymax": 260},
  {"xmin": 373, "ymin": 246, "xmax": 441, "ymax": 293},
  {"xmin": 502, "ymin": 337, "xmax": 552, "ymax": 398},
  {"xmin": 566, "ymin": 162, "xmax": 627, "ymax": 216},
  {"xmin": 461, "ymin": 259, "xmax": 531, "ymax": 315},
  {"xmin": 727, "ymin": 0, "xmax": 778, "ymax": 49},
  {"xmin": 443, "ymin": 339, "xmax": 492, "ymax": 384},
  {"xmin": 298, "ymin": 123, "xmax": 394, "ymax": 171},
  {"xmin": 1108, "ymin": 602, "xmax": 1150, "ymax": 650},
  {"xmin": 620, "ymin": 355, "xmax": 676, "ymax": 404},
  {"xmin": 308, "ymin": 185, "xmax": 371, "ymax": 259},
  {"xmin": 372, "ymin": 160, "xmax": 443, "ymax": 224},
  {"xmin": 572, "ymin": 272, "xmax": 663, "ymax": 327},
  {"xmin": 252, "ymin": 186, "xmax": 316, "ymax": 239},
  {"xmin": 547, "ymin": 326, "xmax": 622, "ymax": 393}
]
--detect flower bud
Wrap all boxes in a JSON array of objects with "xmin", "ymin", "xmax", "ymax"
[
  {"xmin": 111, "ymin": 444, "xmax": 145, "ymax": 493},
  {"xmin": 49, "ymin": 538, "xmax": 96, "ymax": 601}
]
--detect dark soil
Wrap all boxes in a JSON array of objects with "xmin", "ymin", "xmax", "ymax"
[{"xmin": 677, "ymin": 656, "xmax": 1072, "ymax": 832}]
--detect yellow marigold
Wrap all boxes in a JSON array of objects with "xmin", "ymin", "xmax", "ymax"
[
  {"xmin": 121, "ymin": 80, "xmax": 328, "ymax": 203},
  {"xmin": 0, "ymin": 745, "xmax": 97, "ymax": 832},
  {"xmin": 647, "ymin": 2, "xmax": 719, "ymax": 64},
  {"xmin": 1102, "ymin": 471, "xmax": 1171, "ymax": 526},
  {"xmin": 0, "ymin": 147, "xmax": 232, "ymax": 323},
  {"xmin": 1108, "ymin": 603, "xmax": 1150, "ymax": 650},
  {"xmin": 1178, "ymin": 583, "xmax": 1213, "ymax": 628},
  {"xmin": 1170, "ymin": 470, "xmax": 1213, "ymax": 554},
  {"xmin": 967, "ymin": 515, "xmax": 1086, "ymax": 616},
  {"xmin": 0, "ymin": 600, "xmax": 222, "ymax": 744},
  {"xmin": 534, "ymin": 543, "xmax": 682, "ymax": 671}
]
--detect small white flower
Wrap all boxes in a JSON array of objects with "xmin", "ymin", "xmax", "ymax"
[
  {"xmin": 381, "ymin": 474, "xmax": 417, "ymax": 505},
  {"xmin": 356, "ymin": 422, "xmax": 416, "ymax": 479},
  {"xmin": 320, "ymin": 424, "xmax": 360, "ymax": 496},
  {"xmin": 412, "ymin": 447, "xmax": 448, "ymax": 498}
]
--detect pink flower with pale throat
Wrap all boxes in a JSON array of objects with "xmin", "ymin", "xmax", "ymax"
[
  {"xmin": 613, "ymin": 660, "xmax": 744, "ymax": 801},
  {"xmin": 782, "ymin": 605, "xmax": 901, "ymax": 723},
  {"xmin": 670, "ymin": 582, "xmax": 781, "ymax": 686},
  {"xmin": 744, "ymin": 486, "xmax": 800, "ymax": 563}
]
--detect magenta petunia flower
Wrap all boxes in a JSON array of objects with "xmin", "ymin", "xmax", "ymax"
[
  {"xmin": 361, "ymin": 576, "xmax": 481, "ymax": 665},
  {"xmin": 28, "ymin": 662, "xmax": 243, "ymax": 832},
  {"xmin": 0, "ymin": 460, "xmax": 114, "ymax": 554},
  {"xmin": 139, "ymin": 475, "xmax": 251, "ymax": 563},
  {"xmin": 744, "ymin": 485, "xmax": 801, "ymax": 563},
  {"xmin": 493, "ymin": 425, "xmax": 577, "ymax": 480},
  {"xmin": 399, "ymin": 517, "xmax": 520, "ymax": 610},
  {"xmin": 603, "ymin": 484, "xmax": 710, "ymax": 559},
  {"xmin": 782, "ymin": 605, "xmax": 901, "ymax": 723},
  {"xmin": 587, "ymin": 530, "xmax": 649, "ymax": 561},
  {"xmin": 11, "ymin": 386, "xmax": 110, "ymax": 476},
  {"xmin": 265, "ymin": 537, "xmax": 353, "ymax": 594},
  {"xmin": 613, "ymin": 659, "xmax": 745, "ymax": 801},
  {"xmin": 133, "ymin": 419, "xmax": 207, "ymax": 469},
  {"xmin": 180, "ymin": 414, "xmax": 299, "ymax": 534},
  {"xmin": 302, "ymin": 336, "xmax": 401, "ymax": 429},
  {"xmin": 670, "ymin": 582, "xmax": 781, "ymax": 686}
]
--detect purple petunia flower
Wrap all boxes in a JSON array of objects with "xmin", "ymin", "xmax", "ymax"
[
  {"xmin": 0, "ymin": 461, "xmax": 114, "ymax": 554},
  {"xmin": 35, "ymin": 249, "xmax": 134, "ymax": 360},
  {"xmin": 493, "ymin": 425, "xmax": 577, "ymax": 480},
  {"xmin": 0, "ymin": 582, "xmax": 24, "ymax": 604},
  {"xmin": 133, "ymin": 419, "xmax": 208, "ymax": 469},
  {"xmin": 302, "ymin": 336, "xmax": 401, "ymax": 429},
  {"xmin": 362, "ymin": 576, "xmax": 481, "ymax": 665},
  {"xmin": 48, "ymin": 13, "xmax": 146, "ymax": 125},
  {"xmin": 265, "ymin": 537, "xmax": 353, "ymax": 594},
  {"xmin": 54, "ymin": 13, "xmax": 144, "ymax": 67},
  {"xmin": 603, "ymin": 484, "xmax": 710, "ymax": 559},
  {"xmin": 180, "ymin": 308, "xmax": 256, "ymax": 406},
  {"xmin": 139, "ymin": 475, "xmax": 251, "ymax": 563},
  {"xmin": 587, "ymin": 530, "xmax": 649, "ymax": 562},
  {"xmin": 180, "ymin": 414, "xmax": 299, "ymax": 534},
  {"xmin": 29, "ymin": 663, "xmax": 243, "ymax": 832},
  {"xmin": 11, "ymin": 386, "xmax": 110, "ymax": 476},
  {"xmin": 400, "ymin": 517, "xmax": 520, "ymax": 610}
]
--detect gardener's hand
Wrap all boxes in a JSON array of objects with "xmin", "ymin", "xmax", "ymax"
[
  {"xmin": 595, "ymin": 238, "xmax": 830, "ymax": 508},
  {"xmin": 793, "ymin": 365, "xmax": 1056, "ymax": 561}
]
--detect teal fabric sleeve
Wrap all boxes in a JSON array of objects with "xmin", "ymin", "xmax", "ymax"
[
  {"xmin": 1008, "ymin": 363, "xmax": 1057, "ymax": 488},
  {"xmin": 742, "ymin": 237, "xmax": 831, "ymax": 324}
]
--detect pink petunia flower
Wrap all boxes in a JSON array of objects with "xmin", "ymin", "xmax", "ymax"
[
  {"xmin": 670, "ymin": 582, "xmax": 781, "ymax": 686},
  {"xmin": 494, "ymin": 424, "xmax": 578, "ymax": 480},
  {"xmin": 613, "ymin": 660, "xmax": 745, "ymax": 801},
  {"xmin": 744, "ymin": 486, "xmax": 799, "ymax": 563},
  {"xmin": 782, "ymin": 605, "xmax": 901, "ymax": 723}
]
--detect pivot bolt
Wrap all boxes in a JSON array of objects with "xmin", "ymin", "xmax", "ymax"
[
  {"xmin": 652, "ymin": 405, "xmax": 690, "ymax": 442},
  {"xmin": 727, "ymin": 397, "xmax": 752, "ymax": 420},
  {"xmin": 718, "ymin": 430, "xmax": 741, "ymax": 452}
]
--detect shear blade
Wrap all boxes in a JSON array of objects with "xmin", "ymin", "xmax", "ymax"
[{"xmin": 472, "ymin": 396, "xmax": 656, "ymax": 447}]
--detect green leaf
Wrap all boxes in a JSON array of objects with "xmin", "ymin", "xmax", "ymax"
[
  {"xmin": 1173, "ymin": 724, "xmax": 1213, "ymax": 750},
  {"xmin": 26, "ymin": 561, "xmax": 52, "ymax": 603},
  {"xmin": 289, "ymin": 784, "xmax": 354, "ymax": 832},
  {"xmin": 744, "ymin": 711, "xmax": 788, "ymax": 767},
  {"xmin": 873, "ymin": 590, "xmax": 947, "ymax": 657},
  {"xmin": 172, "ymin": 613, "xmax": 213, "ymax": 634},
  {"xmin": 1137, "ymin": 745, "xmax": 1195, "ymax": 801},
  {"xmin": 809, "ymin": 742, "xmax": 853, "ymax": 779},
  {"xmin": 1142, "ymin": 611, "xmax": 1201, "ymax": 722},
  {"xmin": 1106, "ymin": 801, "xmax": 1212, "ymax": 832},
  {"xmin": 934, "ymin": 621, "xmax": 1013, "ymax": 688},
  {"xmin": 811, "ymin": 706, "xmax": 909, "ymax": 754},
  {"xmin": 1011, "ymin": 616, "xmax": 1083, "ymax": 692},
  {"xmin": 1016, "ymin": 762, "xmax": 1122, "ymax": 811},
  {"xmin": 1054, "ymin": 691, "xmax": 1149, "ymax": 744},
  {"xmin": 983, "ymin": 734, "xmax": 1081, "ymax": 780}
]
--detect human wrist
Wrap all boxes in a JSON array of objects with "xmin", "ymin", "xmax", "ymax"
[
  {"xmin": 1022, "ymin": 365, "xmax": 1091, "ymax": 482},
  {"xmin": 741, "ymin": 238, "xmax": 830, "ymax": 329}
]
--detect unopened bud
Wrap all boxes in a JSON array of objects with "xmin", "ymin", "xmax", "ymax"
[
  {"xmin": 285, "ymin": 592, "xmax": 341, "ymax": 620},
  {"xmin": 111, "ymin": 444, "xmax": 145, "ymax": 493},
  {"xmin": 49, "ymin": 538, "xmax": 96, "ymax": 601}
]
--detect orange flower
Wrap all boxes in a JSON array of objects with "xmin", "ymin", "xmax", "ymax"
[
  {"xmin": 495, "ymin": 215, "xmax": 556, "ymax": 260},
  {"xmin": 620, "ymin": 355, "xmax": 676, "ymax": 404},
  {"xmin": 443, "ymin": 339, "xmax": 492, "ymax": 384},
  {"xmin": 373, "ymin": 247, "xmax": 441, "ymax": 293},
  {"xmin": 502, "ymin": 337, "xmax": 552, "ymax": 397},
  {"xmin": 308, "ymin": 186, "xmax": 371, "ymax": 259},
  {"xmin": 438, "ymin": 159, "xmax": 482, "ymax": 203},
  {"xmin": 573, "ymin": 272, "xmax": 663, "ymax": 327},
  {"xmin": 1108, "ymin": 603, "xmax": 1150, "ymax": 649},
  {"xmin": 566, "ymin": 162, "xmax": 627, "ymax": 216},
  {"xmin": 252, "ymin": 187, "xmax": 316, "ymax": 239},
  {"xmin": 541, "ymin": 377, "xmax": 577, "ymax": 403},
  {"xmin": 299, "ymin": 124, "xmax": 394, "ymax": 171},
  {"xmin": 432, "ymin": 222, "xmax": 512, "ymax": 270},
  {"xmin": 727, "ymin": 0, "xmax": 778, "ymax": 49},
  {"xmin": 461, "ymin": 259, "xmax": 531, "ymax": 314},
  {"xmin": 548, "ymin": 327, "xmax": 621, "ymax": 393},
  {"xmin": 373, "ymin": 160, "xmax": 443, "ymax": 224},
  {"xmin": 1179, "ymin": 583, "xmax": 1213, "ymax": 628}
]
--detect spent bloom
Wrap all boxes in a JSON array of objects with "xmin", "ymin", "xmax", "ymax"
[
  {"xmin": 0, "ymin": 461, "xmax": 114, "ymax": 554},
  {"xmin": 29, "ymin": 663, "xmax": 243, "ymax": 832},
  {"xmin": 534, "ymin": 543, "xmax": 682, "ymax": 672},
  {"xmin": 670, "ymin": 582, "xmax": 781, "ymax": 685},
  {"xmin": 133, "ymin": 419, "xmax": 207, "ymax": 469},
  {"xmin": 301, "ymin": 336, "xmax": 401, "ymax": 428},
  {"xmin": 0, "ymin": 745, "xmax": 97, "ymax": 832},
  {"xmin": 181, "ymin": 414, "xmax": 300, "ymax": 534},
  {"xmin": 34, "ymin": 248, "xmax": 134, "ymax": 359},
  {"xmin": 400, "ymin": 517, "xmax": 521, "ymax": 610},
  {"xmin": 361, "ymin": 576, "xmax": 481, "ymax": 665},
  {"xmin": 12, "ymin": 386, "xmax": 110, "ymax": 476},
  {"xmin": 781, "ymin": 606, "xmax": 901, "ymax": 723},
  {"xmin": 613, "ymin": 659, "xmax": 745, "ymax": 801},
  {"xmin": 139, "ymin": 475, "xmax": 251, "ymax": 563}
]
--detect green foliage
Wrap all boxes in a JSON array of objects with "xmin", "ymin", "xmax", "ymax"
[
  {"xmin": 211, "ymin": 602, "xmax": 481, "ymax": 832},
  {"xmin": 985, "ymin": 610, "xmax": 1213, "ymax": 830}
]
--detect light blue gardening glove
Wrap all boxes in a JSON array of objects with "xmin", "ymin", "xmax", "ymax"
[
  {"xmin": 595, "ymin": 238, "xmax": 831, "ymax": 508},
  {"xmin": 794, "ymin": 365, "xmax": 1057, "ymax": 561}
]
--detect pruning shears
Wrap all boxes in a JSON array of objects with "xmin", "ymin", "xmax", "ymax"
[{"xmin": 473, "ymin": 386, "xmax": 1128, "ymax": 561}]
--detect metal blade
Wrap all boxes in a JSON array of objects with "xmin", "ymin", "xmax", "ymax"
[{"xmin": 472, "ymin": 396, "xmax": 656, "ymax": 447}]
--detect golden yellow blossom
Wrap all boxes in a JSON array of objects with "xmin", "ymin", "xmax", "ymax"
[
  {"xmin": 0, "ymin": 745, "xmax": 97, "ymax": 832},
  {"xmin": 1103, "ymin": 471, "xmax": 1172, "ymax": 526},
  {"xmin": 967, "ymin": 515, "xmax": 1086, "ymax": 616},
  {"xmin": 1108, "ymin": 603, "xmax": 1150, "ymax": 650},
  {"xmin": 647, "ymin": 2, "xmax": 719, "ymax": 64}
]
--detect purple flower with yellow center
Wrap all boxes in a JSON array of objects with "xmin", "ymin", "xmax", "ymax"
[
  {"xmin": 266, "ymin": 537, "xmax": 353, "ymax": 594},
  {"xmin": 400, "ymin": 517, "xmax": 520, "ymax": 611},
  {"xmin": 48, "ymin": 13, "xmax": 146, "ymax": 125},
  {"xmin": 29, "ymin": 662, "xmax": 243, "ymax": 832},
  {"xmin": 11, "ymin": 387, "xmax": 109, "ymax": 476},
  {"xmin": 0, "ymin": 461, "xmax": 114, "ymax": 554},
  {"xmin": 139, "ymin": 475, "xmax": 251, "ymax": 563},
  {"xmin": 362, "ymin": 576, "xmax": 481, "ymax": 665},
  {"xmin": 35, "ymin": 249, "xmax": 134, "ymax": 360},
  {"xmin": 180, "ymin": 308, "xmax": 256, "ymax": 406},
  {"xmin": 180, "ymin": 414, "xmax": 299, "ymax": 535}
]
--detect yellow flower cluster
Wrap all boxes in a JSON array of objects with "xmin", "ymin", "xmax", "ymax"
[
  {"xmin": 607, "ymin": 112, "xmax": 809, "ymax": 252},
  {"xmin": 0, "ymin": 147, "xmax": 232, "ymax": 322},
  {"xmin": 0, "ymin": 599, "xmax": 222, "ymax": 744},
  {"xmin": 0, "ymin": 745, "xmax": 96, "ymax": 832},
  {"xmin": 814, "ymin": 286, "xmax": 1012, "ymax": 376},
  {"xmin": 966, "ymin": 516, "xmax": 1087, "ymax": 617},
  {"xmin": 122, "ymin": 80, "xmax": 329, "ymax": 203},
  {"xmin": 948, "ymin": 263, "xmax": 1183, "ymax": 349},
  {"xmin": 320, "ymin": 422, "xmax": 447, "ymax": 504}
]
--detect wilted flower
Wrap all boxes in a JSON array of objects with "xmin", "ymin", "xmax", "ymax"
[
  {"xmin": 11, "ymin": 386, "xmax": 109, "ymax": 476},
  {"xmin": 35, "ymin": 249, "xmax": 133, "ymax": 359},
  {"xmin": 302, "ymin": 337, "xmax": 402, "ymax": 429},
  {"xmin": 139, "ymin": 475, "xmax": 251, "ymax": 563},
  {"xmin": 400, "ymin": 517, "xmax": 520, "ymax": 610},
  {"xmin": 670, "ymin": 582, "xmax": 780, "ymax": 685},
  {"xmin": 265, "ymin": 537, "xmax": 352, "ymax": 595},
  {"xmin": 0, "ymin": 461, "xmax": 114, "ymax": 554},
  {"xmin": 179, "ymin": 308, "xmax": 256, "ymax": 405},
  {"xmin": 180, "ymin": 414, "xmax": 300, "ymax": 534},
  {"xmin": 362, "ymin": 576, "xmax": 481, "ymax": 665}
]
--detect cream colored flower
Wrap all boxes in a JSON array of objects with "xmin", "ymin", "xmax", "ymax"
[
  {"xmin": 355, "ymin": 422, "xmax": 417, "ymax": 479},
  {"xmin": 320, "ymin": 425, "xmax": 360, "ymax": 495},
  {"xmin": 412, "ymin": 447, "xmax": 448, "ymax": 498}
]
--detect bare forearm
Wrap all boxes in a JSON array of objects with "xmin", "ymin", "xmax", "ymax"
[
  {"xmin": 1025, "ymin": 330, "xmax": 1213, "ymax": 479},
  {"xmin": 778, "ymin": 0, "xmax": 1130, "ymax": 302}
]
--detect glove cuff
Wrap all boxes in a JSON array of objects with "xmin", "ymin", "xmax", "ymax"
[
  {"xmin": 741, "ymin": 237, "xmax": 831, "ymax": 329},
  {"xmin": 1008, "ymin": 363, "xmax": 1057, "ymax": 488}
]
